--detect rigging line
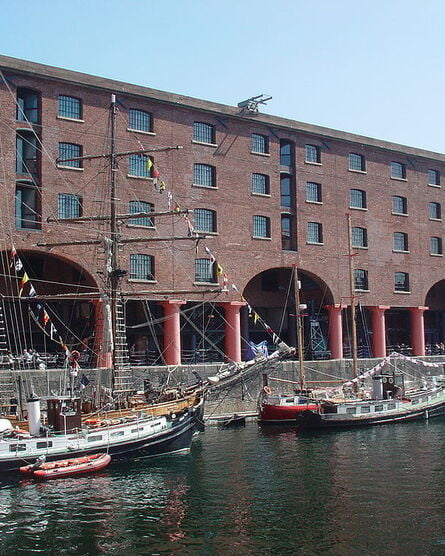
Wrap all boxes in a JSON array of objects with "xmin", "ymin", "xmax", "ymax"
[
  {"xmin": 0, "ymin": 272, "xmax": 101, "ymax": 291},
  {"xmin": 180, "ymin": 308, "xmax": 227, "ymax": 360}
]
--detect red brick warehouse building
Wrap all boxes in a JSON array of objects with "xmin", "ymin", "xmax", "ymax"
[{"xmin": 0, "ymin": 54, "xmax": 444, "ymax": 366}]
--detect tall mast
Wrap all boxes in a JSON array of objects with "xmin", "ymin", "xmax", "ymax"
[
  {"xmin": 109, "ymin": 94, "xmax": 119, "ymax": 370},
  {"xmin": 347, "ymin": 213, "xmax": 359, "ymax": 383},
  {"xmin": 293, "ymin": 265, "xmax": 305, "ymax": 390}
]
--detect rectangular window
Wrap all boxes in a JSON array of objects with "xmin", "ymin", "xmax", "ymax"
[
  {"xmin": 393, "ymin": 232, "xmax": 408, "ymax": 252},
  {"xmin": 280, "ymin": 175, "xmax": 293, "ymax": 208},
  {"xmin": 17, "ymin": 88, "xmax": 39, "ymax": 123},
  {"xmin": 195, "ymin": 258, "xmax": 216, "ymax": 283},
  {"xmin": 129, "ymin": 154, "xmax": 151, "ymax": 177},
  {"xmin": 193, "ymin": 163, "xmax": 215, "ymax": 187},
  {"xmin": 130, "ymin": 254, "xmax": 155, "ymax": 280},
  {"xmin": 429, "ymin": 202, "xmax": 441, "ymax": 220},
  {"xmin": 129, "ymin": 200, "xmax": 154, "ymax": 227},
  {"xmin": 349, "ymin": 153, "xmax": 365, "ymax": 172},
  {"xmin": 87, "ymin": 435, "xmax": 103, "ymax": 442},
  {"xmin": 306, "ymin": 182, "xmax": 322, "ymax": 203},
  {"xmin": 307, "ymin": 222, "xmax": 323, "ymax": 244},
  {"xmin": 352, "ymin": 227, "xmax": 368, "ymax": 248},
  {"xmin": 9, "ymin": 444, "xmax": 26, "ymax": 452},
  {"xmin": 251, "ymin": 173, "xmax": 270, "ymax": 195},
  {"xmin": 281, "ymin": 214, "xmax": 294, "ymax": 250},
  {"xmin": 16, "ymin": 132, "xmax": 38, "ymax": 175},
  {"xmin": 36, "ymin": 441, "xmax": 53, "ymax": 449},
  {"xmin": 253, "ymin": 215, "xmax": 271, "ymax": 238},
  {"xmin": 129, "ymin": 109, "xmax": 152, "ymax": 132},
  {"xmin": 251, "ymin": 133, "xmax": 268, "ymax": 154},
  {"xmin": 350, "ymin": 189, "xmax": 366, "ymax": 209},
  {"xmin": 428, "ymin": 169, "xmax": 440, "ymax": 186},
  {"xmin": 194, "ymin": 208, "xmax": 217, "ymax": 232},
  {"xmin": 354, "ymin": 269, "xmax": 369, "ymax": 291},
  {"xmin": 280, "ymin": 141, "xmax": 293, "ymax": 165},
  {"xmin": 15, "ymin": 183, "xmax": 40, "ymax": 230},
  {"xmin": 391, "ymin": 161, "xmax": 406, "ymax": 179},
  {"xmin": 394, "ymin": 272, "xmax": 409, "ymax": 292},
  {"xmin": 431, "ymin": 236, "xmax": 443, "ymax": 255},
  {"xmin": 392, "ymin": 195, "xmax": 408, "ymax": 215},
  {"xmin": 58, "ymin": 95, "xmax": 82, "ymax": 120},
  {"xmin": 193, "ymin": 122, "xmax": 215, "ymax": 144},
  {"xmin": 305, "ymin": 144, "xmax": 321, "ymax": 164},
  {"xmin": 58, "ymin": 193, "xmax": 82, "ymax": 219},
  {"xmin": 58, "ymin": 143, "xmax": 82, "ymax": 168}
]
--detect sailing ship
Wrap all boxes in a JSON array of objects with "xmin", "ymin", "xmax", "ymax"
[
  {"xmin": 0, "ymin": 93, "xmax": 206, "ymax": 472},
  {"xmin": 259, "ymin": 216, "xmax": 445, "ymax": 428}
]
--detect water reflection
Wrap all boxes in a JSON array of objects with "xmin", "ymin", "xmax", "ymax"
[{"xmin": 0, "ymin": 422, "xmax": 445, "ymax": 553}]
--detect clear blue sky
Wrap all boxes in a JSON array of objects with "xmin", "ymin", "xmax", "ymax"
[{"xmin": 1, "ymin": 0, "xmax": 444, "ymax": 153}]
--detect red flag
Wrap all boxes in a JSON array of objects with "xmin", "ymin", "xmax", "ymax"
[{"xmin": 152, "ymin": 167, "xmax": 160, "ymax": 179}]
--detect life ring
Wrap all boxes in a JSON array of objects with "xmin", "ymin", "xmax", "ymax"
[{"xmin": 263, "ymin": 386, "xmax": 272, "ymax": 395}]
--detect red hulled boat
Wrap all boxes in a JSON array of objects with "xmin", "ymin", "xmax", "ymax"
[{"xmin": 19, "ymin": 453, "xmax": 111, "ymax": 479}]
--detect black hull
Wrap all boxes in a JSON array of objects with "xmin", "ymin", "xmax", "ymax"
[
  {"xmin": 297, "ymin": 399, "xmax": 445, "ymax": 431},
  {"xmin": 0, "ymin": 411, "xmax": 196, "ymax": 473}
]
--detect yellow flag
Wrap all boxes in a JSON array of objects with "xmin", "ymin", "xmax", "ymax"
[{"xmin": 146, "ymin": 157, "xmax": 153, "ymax": 171}]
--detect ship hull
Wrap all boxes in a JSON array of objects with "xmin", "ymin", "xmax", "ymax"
[{"xmin": 0, "ymin": 399, "xmax": 203, "ymax": 473}]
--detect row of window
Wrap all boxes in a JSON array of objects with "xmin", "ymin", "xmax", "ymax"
[
  {"xmin": 354, "ymin": 269, "xmax": 410, "ymax": 293},
  {"xmin": 17, "ymin": 89, "xmax": 443, "ymax": 186},
  {"xmin": 306, "ymin": 221, "xmax": 443, "ymax": 254},
  {"xmin": 127, "ymin": 252, "xmax": 414, "ymax": 293}
]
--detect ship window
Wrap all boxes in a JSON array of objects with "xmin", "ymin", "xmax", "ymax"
[
  {"xmin": 36, "ymin": 441, "xmax": 53, "ymax": 449},
  {"xmin": 58, "ymin": 193, "xmax": 82, "ymax": 219},
  {"xmin": 111, "ymin": 430, "xmax": 125, "ymax": 437},
  {"xmin": 10, "ymin": 444, "xmax": 26, "ymax": 452},
  {"xmin": 374, "ymin": 404, "xmax": 384, "ymax": 411},
  {"xmin": 130, "ymin": 254, "xmax": 155, "ymax": 281},
  {"xmin": 87, "ymin": 435, "xmax": 103, "ymax": 442},
  {"xmin": 346, "ymin": 407, "xmax": 356, "ymax": 414},
  {"xmin": 412, "ymin": 399, "xmax": 418, "ymax": 405},
  {"xmin": 129, "ymin": 109, "xmax": 152, "ymax": 133},
  {"xmin": 387, "ymin": 403, "xmax": 396, "ymax": 410},
  {"xmin": 361, "ymin": 406, "xmax": 370, "ymax": 413},
  {"xmin": 58, "ymin": 95, "xmax": 82, "ymax": 120}
]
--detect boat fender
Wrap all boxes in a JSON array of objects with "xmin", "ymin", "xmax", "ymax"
[{"xmin": 263, "ymin": 386, "xmax": 272, "ymax": 395}]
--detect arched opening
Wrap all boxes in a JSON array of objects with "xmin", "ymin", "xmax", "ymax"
[
  {"xmin": 0, "ymin": 250, "xmax": 99, "ymax": 363},
  {"xmin": 243, "ymin": 267, "xmax": 334, "ymax": 360},
  {"xmin": 425, "ymin": 280, "xmax": 445, "ymax": 353}
]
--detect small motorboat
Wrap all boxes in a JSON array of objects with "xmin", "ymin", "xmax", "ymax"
[
  {"xmin": 217, "ymin": 414, "xmax": 246, "ymax": 428},
  {"xmin": 19, "ymin": 453, "xmax": 111, "ymax": 479}
]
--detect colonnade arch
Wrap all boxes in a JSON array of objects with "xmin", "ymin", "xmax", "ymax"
[{"xmin": 0, "ymin": 249, "xmax": 100, "ymax": 362}]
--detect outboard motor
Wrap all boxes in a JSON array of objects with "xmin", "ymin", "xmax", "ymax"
[{"xmin": 27, "ymin": 396, "xmax": 41, "ymax": 436}]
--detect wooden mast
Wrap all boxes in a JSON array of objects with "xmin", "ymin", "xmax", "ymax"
[
  {"xmin": 346, "ymin": 213, "xmax": 359, "ymax": 385},
  {"xmin": 109, "ymin": 94, "xmax": 119, "ymax": 375},
  {"xmin": 293, "ymin": 265, "xmax": 305, "ymax": 390}
]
